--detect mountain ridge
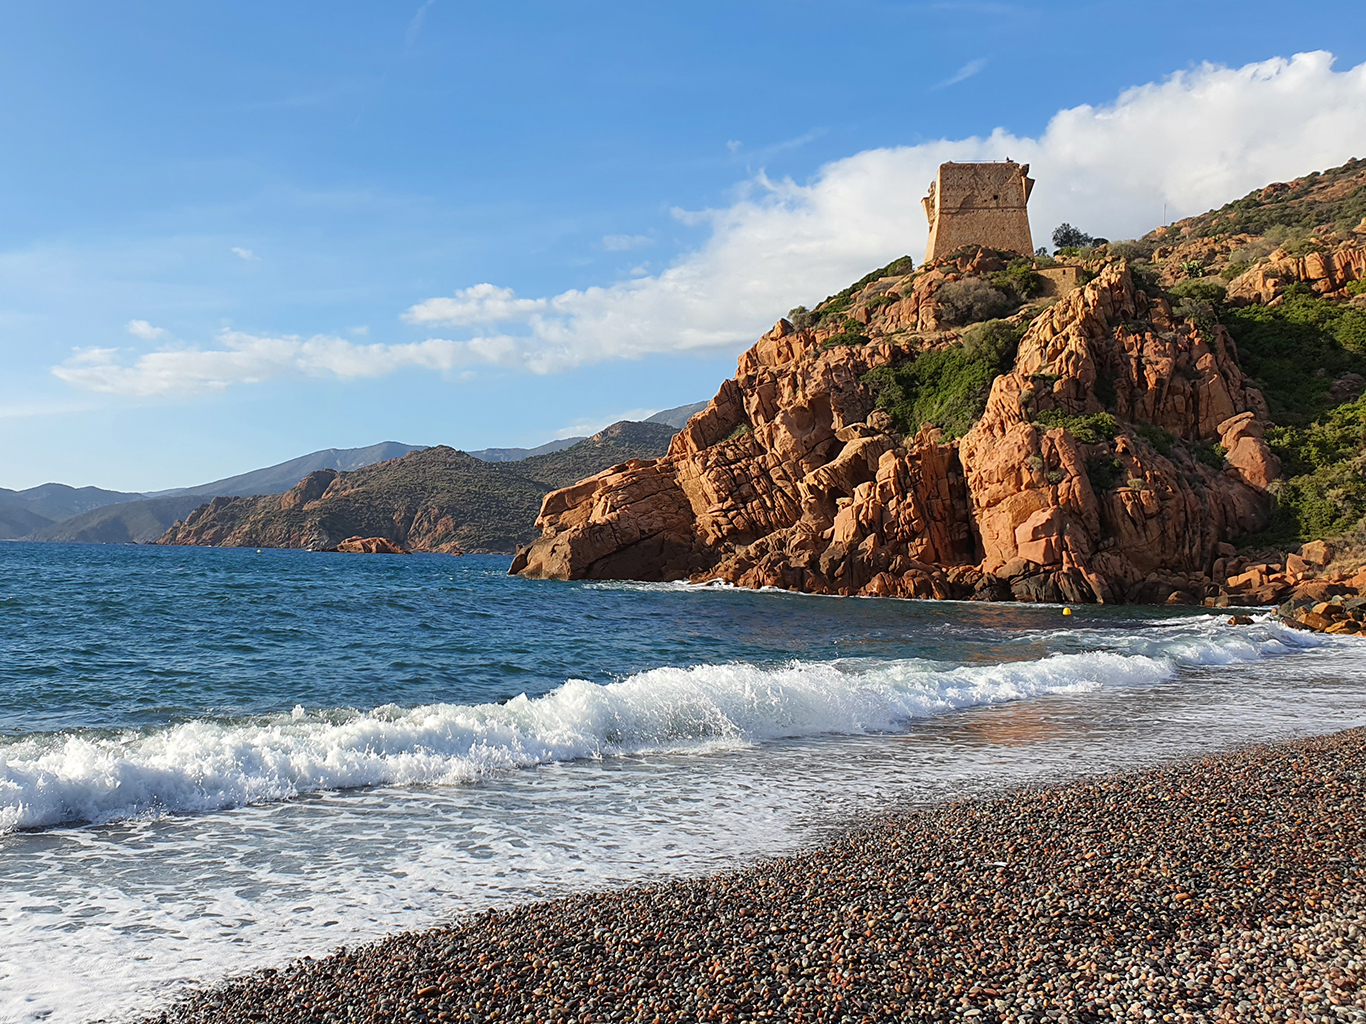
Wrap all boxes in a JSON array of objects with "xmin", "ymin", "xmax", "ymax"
[{"xmin": 155, "ymin": 421, "xmax": 679, "ymax": 554}]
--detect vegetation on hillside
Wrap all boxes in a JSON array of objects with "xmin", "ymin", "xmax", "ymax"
[
  {"xmin": 1161, "ymin": 157, "xmax": 1366, "ymax": 240},
  {"xmin": 516, "ymin": 421, "xmax": 677, "ymax": 490},
  {"xmin": 1221, "ymin": 287, "xmax": 1366, "ymax": 424},
  {"xmin": 159, "ymin": 422, "xmax": 678, "ymax": 553},
  {"xmin": 861, "ymin": 320, "xmax": 1023, "ymax": 439},
  {"xmin": 789, "ymin": 254, "xmax": 915, "ymax": 329},
  {"xmin": 1261, "ymin": 396, "xmax": 1366, "ymax": 542}
]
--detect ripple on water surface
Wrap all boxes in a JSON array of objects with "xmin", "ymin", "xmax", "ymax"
[{"xmin": 1, "ymin": 542, "xmax": 1365, "ymax": 1023}]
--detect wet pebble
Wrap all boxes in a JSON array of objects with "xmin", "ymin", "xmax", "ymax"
[{"xmin": 142, "ymin": 729, "xmax": 1366, "ymax": 1024}]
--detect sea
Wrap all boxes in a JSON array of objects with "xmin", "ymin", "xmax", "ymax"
[{"xmin": 2, "ymin": 541, "xmax": 1365, "ymax": 1023}]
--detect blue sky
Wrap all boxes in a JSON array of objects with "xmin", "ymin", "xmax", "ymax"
[{"xmin": 3, "ymin": 2, "xmax": 1366, "ymax": 491}]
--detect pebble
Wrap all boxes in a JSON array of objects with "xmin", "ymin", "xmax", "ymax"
[{"xmin": 141, "ymin": 729, "xmax": 1366, "ymax": 1024}]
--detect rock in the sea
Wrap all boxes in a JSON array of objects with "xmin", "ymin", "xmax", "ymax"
[{"xmin": 334, "ymin": 536, "xmax": 410, "ymax": 554}]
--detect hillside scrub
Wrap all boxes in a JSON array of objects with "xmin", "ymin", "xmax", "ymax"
[
  {"xmin": 1221, "ymin": 286, "xmax": 1366, "ymax": 424},
  {"xmin": 935, "ymin": 278, "xmax": 1017, "ymax": 326},
  {"xmin": 807, "ymin": 255, "xmax": 915, "ymax": 325},
  {"xmin": 1172, "ymin": 157, "xmax": 1366, "ymax": 240},
  {"xmin": 1263, "ymin": 395, "xmax": 1366, "ymax": 541},
  {"xmin": 862, "ymin": 320, "xmax": 1022, "ymax": 438}
]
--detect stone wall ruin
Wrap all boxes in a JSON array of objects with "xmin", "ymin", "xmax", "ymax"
[{"xmin": 923, "ymin": 161, "xmax": 1035, "ymax": 262}]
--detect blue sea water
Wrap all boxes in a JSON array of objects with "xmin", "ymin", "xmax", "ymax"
[{"xmin": 2, "ymin": 541, "xmax": 1365, "ymax": 1023}]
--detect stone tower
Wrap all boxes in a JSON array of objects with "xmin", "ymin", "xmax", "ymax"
[{"xmin": 922, "ymin": 160, "xmax": 1035, "ymax": 262}]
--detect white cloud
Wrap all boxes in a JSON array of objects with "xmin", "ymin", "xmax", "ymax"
[
  {"xmin": 231, "ymin": 247, "xmax": 259, "ymax": 261},
  {"xmin": 52, "ymin": 51, "xmax": 1366, "ymax": 397},
  {"xmin": 51, "ymin": 331, "xmax": 509, "ymax": 397},
  {"xmin": 936, "ymin": 57, "xmax": 988, "ymax": 89},
  {"xmin": 602, "ymin": 234, "xmax": 655, "ymax": 251},
  {"xmin": 392, "ymin": 50, "xmax": 1362, "ymax": 376},
  {"xmin": 405, "ymin": 0, "xmax": 437, "ymax": 48},
  {"xmin": 125, "ymin": 319, "xmax": 166, "ymax": 341},
  {"xmin": 401, "ymin": 282, "xmax": 547, "ymax": 326}
]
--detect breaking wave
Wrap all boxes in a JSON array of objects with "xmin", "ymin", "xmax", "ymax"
[{"xmin": 0, "ymin": 616, "xmax": 1317, "ymax": 832}]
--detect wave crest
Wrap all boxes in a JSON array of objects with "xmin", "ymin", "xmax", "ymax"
[{"xmin": 0, "ymin": 620, "xmax": 1308, "ymax": 832}]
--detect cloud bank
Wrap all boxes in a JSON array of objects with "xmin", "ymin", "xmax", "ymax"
[
  {"xmin": 56, "ymin": 51, "xmax": 1366, "ymax": 396},
  {"xmin": 52, "ymin": 332, "xmax": 499, "ymax": 397}
]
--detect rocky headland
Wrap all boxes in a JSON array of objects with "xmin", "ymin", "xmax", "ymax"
[
  {"xmin": 513, "ymin": 159, "xmax": 1366, "ymax": 618},
  {"xmin": 157, "ymin": 421, "xmax": 677, "ymax": 555}
]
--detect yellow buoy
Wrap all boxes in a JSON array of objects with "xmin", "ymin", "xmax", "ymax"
[
  {"xmin": 256, "ymin": 549, "xmax": 262, "ymax": 554},
  {"xmin": 1062, "ymin": 607, "xmax": 1073, "ymax": 616}
]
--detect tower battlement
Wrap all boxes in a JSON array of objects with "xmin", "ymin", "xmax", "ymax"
[{"xmin": 922, "ymin": 160, "xmax": 1035, "ymax": 262}]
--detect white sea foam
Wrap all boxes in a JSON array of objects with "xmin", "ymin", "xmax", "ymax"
[{"xmin": 0, "ymin": 618, "xmax": 1316, "ymax": 833}]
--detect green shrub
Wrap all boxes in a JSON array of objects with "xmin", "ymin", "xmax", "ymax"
[
  {"xmin": 861, "ymin": 319, "xmax": 1022, "ymax": 438},
  {"xmin": 1266, "ymin": 394, "xmax": 1366, "ymax": 476},
  {"xmin": 1263, "ymin": 396, "xmax": 1366, "ymax": 539},
  {"xmin": 823, "ymin": 331, "xmax": 869, "ymax": 348},
  {"xmin": 1135, "ymin": 423, "xmax": 1175, "ymax": 456},
  {"xmin": 1179, "ymin": 259, "xmax": 1206, "ymax": 279},
  {"xmin": 1086, "ymin": 455, "xmax": 1124, "ymax": 491},
  {"xmin": 1052, "ymin": 224, "xmax": 1095, "ymax": 250},
  {"xmin": 935, "ymin": 278, "xmax": 1017, "ymax": 326},
  {"xmin": 1109, "ymin": 239, "xmax": 1156, "ymax": 261},
  {"xmin": 788, "ymin": 306, "xmax": 815, "ymax": 330},
  {"xmin": 990, "ymin": 259, "xmax": 1045, "ymax": 301},
  {"xmin": 1169, "ymin": 278, "xmax": 1228, "ymax": 305},
  {"xmin": 1280, "ymin": 237, "xmax": 1326, "ymax": 257},
  {"xmin": 1222, "ymin": 287, "xmax": 1366, "ymax": 424},
  {"xmin": 1175, "ymin": 297, "xmax": 1220, "ymax": 333},
  {"xmin": 1032, "ymin": 410, "xmax": 1119, "ymax": 444},
  {"xmin": 1190, "ymin": 441, "xmax": 1227, "ymax": 469},
  {"xmin": 1348, "ymin": 280, "xmax": 1366, "ymax": 296},
  {"xmin": 810, "ymin": 256, "xmax": 916, "ymax": 324},
  {"xmin": 823, "ymin": 318, "xmax": 870, "ymax": 347},
  {"xmin": 1220, "ymin": 261, "xmax": 1251, "ymax": 281}
]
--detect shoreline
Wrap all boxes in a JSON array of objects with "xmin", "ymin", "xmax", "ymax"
[{"xmin": 138, "ymin": 728, "xmax": 1366, "ymax": 1024}]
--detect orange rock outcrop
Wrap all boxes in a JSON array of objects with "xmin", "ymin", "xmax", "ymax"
[
  {"xmin": 1226, "ymin": 245, "xmax": 1366, "ymax": 305},
  {"xmin": 512, "ymin": 258, "xmax": 1285, "ymax": 604}
]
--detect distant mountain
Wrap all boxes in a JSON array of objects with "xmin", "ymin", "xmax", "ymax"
[
  {"xmin": 156, "ymin": 421, "xmax": 679, "ymax": 554},
  {"xmin": 0, "ymin": 483, "xmax": 148, "ymax": 535},
  {"xmin": 157, "ymin": 441, "xmax": 425, "ymax": 497},
  {"xmin": 0, "ymin": 507, "xmax": 56, "ymax": 540},
  {"xmin": 28, "ymin": 496, "xmax": 212, "ymax": 545},
  {"xmin": 645, "ymin": 401, "xmax": 707, "ymax": 429},
  {"xmin": 467, "ymin": 437, "xmax": 585, "ymax": 462},
  {"xmin": 17, "ymin": 442, "xmax": 426, "ymax": 545},
  {"xmin": 514, "ymin": 421, "xmax": 677, "ymax": 490}
]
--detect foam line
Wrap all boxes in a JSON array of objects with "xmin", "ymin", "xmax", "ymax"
[{"xmin": 0, "ymin": 618, "xmax": 1310, "ymax": 832}]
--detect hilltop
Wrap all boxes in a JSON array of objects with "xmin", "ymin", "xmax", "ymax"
[
  {"xmin": 513, "ymin": 159, "xmax": 1366, "ymax": 608},
  {"xmin": 156, "ymin": 421, "xmax": 678, "ymax": 554}
]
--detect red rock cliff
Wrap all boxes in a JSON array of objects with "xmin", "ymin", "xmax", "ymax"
[{"xmin": 511, "ymin": 259, "xmax": 1282, "ymax": 603}]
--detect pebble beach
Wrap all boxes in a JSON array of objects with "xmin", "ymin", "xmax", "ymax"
[{"xmin": 140, "ymin": 728, "xmax": 1366, "ymax": 1024}]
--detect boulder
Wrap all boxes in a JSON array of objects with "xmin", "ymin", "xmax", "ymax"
[
  {"xmin": 335, "ymin": 536, "xmax": 410, "ymax": 554},
  {"xmin": 1299, "ymin": 540, "xmax": 1334, "ymax": 566}
]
